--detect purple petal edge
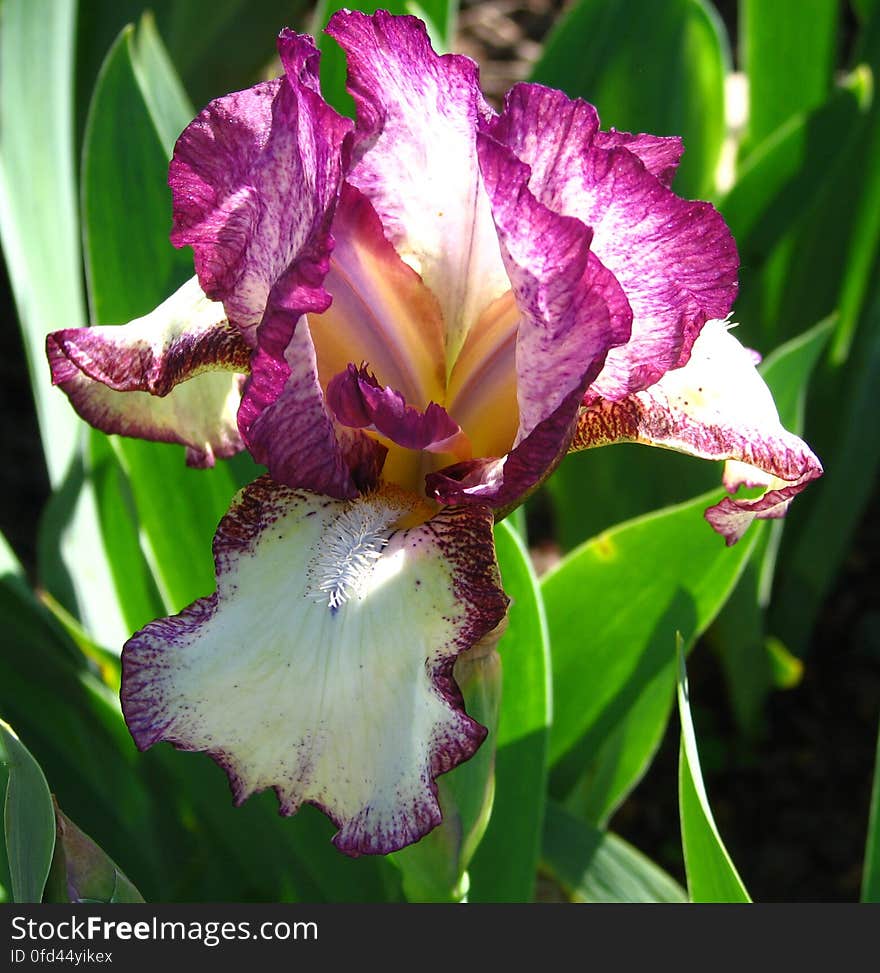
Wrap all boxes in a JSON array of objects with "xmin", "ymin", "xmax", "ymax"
[{"xmin": 121, "ymin": 477, "xmax": 508, "ymax": 856}]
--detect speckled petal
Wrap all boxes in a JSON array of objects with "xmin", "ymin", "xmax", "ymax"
[
  {"xmin": 169, "ymin": 30, "xmax": 351, "ymax": 339},
  {"xmin": 237, "ymin": 313, "xmax": 370, "ymax": 499},
  {"xmin": 491, "ymin": 83, "xmax": 738, "ymax": 400},
  {"xmin": 593, "ymin": 129, "xmax": 684, "ymax": 187},
  {"xmin": 46, "ymin": 277, "xmax": 249, "ymax": 467},
  {"xmin": 570, "ymin": 320, "xmax": 823, "ymax": 544},
  {"xmin": 121, "ymin": 478, "xmax": 508, "ymax": 856},
  {"xmin": 326, "ymin": 10, "xmax": 510, "ymax": 368},
  {"xmin": 425, "ymin": 105, "xmax": 632, "ymax": 510}
]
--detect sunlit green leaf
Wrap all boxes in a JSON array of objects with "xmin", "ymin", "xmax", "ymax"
[
  {"xmin": 469, "ymin": 522, "xmax": 551, "ymax": 902},
  {"xmin": 75, "ymin": 0, "xmax": 312, "ymax": 140},
  {"xmin": 677, "ymin": 642, "xmax": 751, "ymax": 902},
  {"xmin": 0, "ymin": 721, "xmax": 57, "ymax": 903},
  {"xmin": 542, "ymin": 491, "xmax": 757, "ymax": 808},
  {"xmin": 740, "ymin": 0, "xmax": 838, "ymax": 155},
  {"xmin": 81, "ymin": 22, "xmax": 241, "ymax": 613},
  {"xmin": 0, "ymin": 0, "xmax": 128, "ymax": 645},
  {"xmin": 862, "ymin": 718, "xmax": 880, "ymax": 902}
]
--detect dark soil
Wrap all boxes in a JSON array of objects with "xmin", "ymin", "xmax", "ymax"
[{"xmin": 0, "ymin": 0, "xmax": 876, "ymax": 903}]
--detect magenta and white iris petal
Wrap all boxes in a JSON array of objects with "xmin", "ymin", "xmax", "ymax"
[
  {"xmin": 169, "ymin": 29, "xmax": 352, "ymax": 341},
  {"xmin": 485, "ymin": 83, "xmax": 739, "ymax": 401},
  {"xmin": 46, "ymin": 277, "xmax": 249, "ymax": 467},
  {"xmin": 43, "ymin": 10, "xmax": 822, "ymax": 855},
  {"xmin": 571, "ymin": 320, "xmax": 823, "ymax": 545},
  {"xmin": 122, "ymin": 477, "xmax": 507, "ymax": 856},
  {"xmin": 325, "ymin": 11, "xmax": 510, "ymax": 370}
]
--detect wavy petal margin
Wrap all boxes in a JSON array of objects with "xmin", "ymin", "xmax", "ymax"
[
  {"xmin": 493, "ymin": 83, "xmax": 738, "ymax": 400},
  {"xmin": 424, "ymin": 103, "xmax": 631, "ymax": 511},
  {"xmin": 121, "ymin": 478, "xmax": 508, "ymax": 855},
  {"xmin": 46, "ymin": 277, "xmax": 249, "ymax": 467},
  {"xmin": 169, "ymin": 30, "xmax": 351, "ymax": 338},
  {"xmin": 571, "ymin": 320, "xmax": 823, "ymax": 544},
  {"xmin": 326, "ymin": 10, "xmax": 510, "ymax": 367}
]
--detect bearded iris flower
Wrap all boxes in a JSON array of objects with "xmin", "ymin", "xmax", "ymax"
[{"xmin": 46, "ymin": 11, "xmax": 820, "ymax": 856}]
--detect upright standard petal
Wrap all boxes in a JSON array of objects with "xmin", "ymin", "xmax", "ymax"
[
  {"xmin": 492, "ymin": 84, "xmax": 738, "ymax": 400},
  {"xmin": 47, "ymin": 277, "xmax": 249, "ymax": 467},
  {"xmin": 308, "ymin": 185, "xmax": 446, "ymax": 413},
  {"xmin": 122, "ymin": 478, "xmax": 508, "ymax": 856},
  {"xmin": 570, "ymin": 320, "xmax": 823, "ymax": 544},
  {"xmin": 426, "ymin": 106, "xmax": 631, "ymax": 511},
  {"xmin": 169, "ymin": 30, "xmax": 351, "ymax": 338},
  {"xmin": 326, "ymin": 10, "xmax": 510, "ymax": 367}
]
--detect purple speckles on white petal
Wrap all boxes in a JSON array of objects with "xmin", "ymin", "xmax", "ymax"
[
  {"xmin": 571, "ymin": 320, "xmax": 823, "ymax": 543},
  {"xmin": 46, "ymin": 276, "xmax": 249, "ymax": 466},
  {"xmin": 490, "ymin": 83, "xmax": 737, "ymax": 401},
  {"xmin": 121, "ymin": 478, "xmax": 507, "ymax": 856}
]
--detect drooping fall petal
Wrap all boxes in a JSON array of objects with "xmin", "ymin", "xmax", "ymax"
[
  {"xmin": 122, "ymin": 477, "xmax": 507, "ymax": 856},
  {"xmin": 46, "ymin": 277, "xmax": 249, "ymax": 467},
  {"xmin": 571, "ymin": 320, "xmax": 823, "ymax": 544}
]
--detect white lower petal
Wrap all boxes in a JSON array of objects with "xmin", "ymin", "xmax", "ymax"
[{"xmin": 122, "ymin": 478, "xmax": 507, "ymax": 856}]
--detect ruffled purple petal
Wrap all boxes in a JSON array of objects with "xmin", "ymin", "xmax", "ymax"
[
  {"xmin": 570, "ymin": 320, "xmax": 823, "ymax": 544},
  {"xmin": 426, "ymin": 383, "xmax": 583, "ymax": 512},
  {"xmin": 326, "ymin": 10, "xmax": 510, "ymax": 366},
  {"xmin": 169, "ymin": 30, "xmax": 351, "ymax": 339},
  {"xmin": 46, "ymin": 278, "xmax": 248, "ymax": 466},
  {"xmin": 121, "ymin": 477, "xmax": 507, "ymax": 856},
  {"xmin": 237, "ymin": 312, "xmax": 372, "ymax": 499},
  {"xmin": 491, "ymin": 83, "xmax": 738, "ymax": 401},
  {"xmin": 593, "ymin": 130, "xmax": 684, "ymax": 187},
  {"xmin": 328, "ymin": 364, "xmax": 468, "ymax": 455},
  {"xmin": 426, "ymin": 99, "xmax": 632, "ymax": 510}
]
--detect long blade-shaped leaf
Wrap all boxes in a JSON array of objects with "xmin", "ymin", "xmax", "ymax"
[
  {"xmin": 0, "ymin": 721, "xmax": 57, "ymax": 903},
  {"xmin": 862, "ymin": 718, "xmax": 880, "ymax": 902},
  {"xmin": 677, "ymin": 642, "xmax": 751, "ymax": 903},
  {"xmin": 542, "ymin": 801, "xmax": 686, "ymax": 904},
  {"xmin": 740, "ymin": 0, "xmax": 838, "ymax": 154},
  {"xmin": 0, "ymin": 0, "xmax": 128, "ymax": 645},
  {"xmin": 469, "ymin": 521, "xmax": 551, "ymax": 902},
  {"xmin": 543, "ymin": 491, "xmax": 757, "ymax": 796},
  {"xmin": 81, "ymin": 23, "xmax": 238, "ymax": 613}
]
